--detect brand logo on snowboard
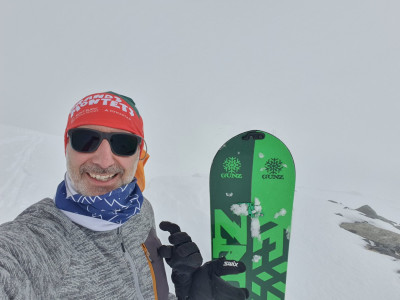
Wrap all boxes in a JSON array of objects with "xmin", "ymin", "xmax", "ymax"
[
  {"xmin": 221, "ymin": 157, "xmax": 242, "ymax": 179},
  {"xmin": 262, "ymin": 158, "xmax": 285, "ymax": 180}
]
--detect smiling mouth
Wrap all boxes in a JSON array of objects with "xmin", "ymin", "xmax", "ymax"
[{"xmin": 88, "ymin": 173, "xmax": 118, "ymax": 182}]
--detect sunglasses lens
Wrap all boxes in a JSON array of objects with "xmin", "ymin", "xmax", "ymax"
[
  {"xmin": 69, "ymin": 129, "xmax": 141, "ymax": 156},
  {"xmin": 70, "ymin": 129, "xmax": 101, "ymax": 153},
  {"xmin": 110, "ymin": 134, "xmax": 140, "ymax": 156}
]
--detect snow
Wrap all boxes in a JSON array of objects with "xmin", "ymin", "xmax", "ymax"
[
  {"xmin": 252, "ymin": 255, "xmax": 262, "ymax": 263},
  {"xmin": 254, "ymin": 197, "xmax": 261, "ymax": 209},
  {"xmin": 1, "ymin": 124, "xmax": 399, "ymax": 299},
  {"xmin": 231, "ymin": 203, "xmax": 249, "ymax": 216},
  {"xmin": 231, "ymin": 198, "xmax": 263, "ymax": 240},
  {"xmin": 250, "ymin": 217, "xmax": 261, "ymax": 241},
  {"xmin": 1, "ymin": 0, "xmax": 400, "ymax": 298},
  {"xmin": 274, "ymin": 208, "xmax": 287, "ymax": 219}
]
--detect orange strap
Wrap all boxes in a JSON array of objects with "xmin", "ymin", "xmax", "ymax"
[
  {"xmin": 141, "ymin": 243, "xmax": 158, "ymax": 300},
  {"xmin": 135, "ymin": 150, "xmax": 149, "ymax": 192}
]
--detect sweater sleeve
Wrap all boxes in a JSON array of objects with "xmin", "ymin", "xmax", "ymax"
[
  {"xmin": 0, "ymin": 203, "xmax": 70, "ymax": 299},
  {"xmin": 0, "ymin": 238, "xmax": 36, "ymax": 299}
]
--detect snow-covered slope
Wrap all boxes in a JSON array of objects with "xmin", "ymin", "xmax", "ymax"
[
  {"xmin": 0, "ymin": 124, "xmax": 65, "ymax": 220},
  {"xmin": 0, "ymin": 124, "xmax": 399, "ymax": 299},
  {"xmin": 146, "ymin": 178, "xmax": 400, "ymax": 299}
]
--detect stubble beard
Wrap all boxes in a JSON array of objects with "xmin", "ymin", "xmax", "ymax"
[{"xmin": 66, "ymin": 160, "xmax": 133, "ymax": 196}]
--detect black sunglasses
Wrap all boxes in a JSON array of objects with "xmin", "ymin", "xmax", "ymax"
[{"xmin": 67, "ymin": 128, "xmax": 142, "ymax": 157}]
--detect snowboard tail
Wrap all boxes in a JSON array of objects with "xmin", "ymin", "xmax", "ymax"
[{"xmin": 210, "ymin": 130, "xmax": 295, "ymax": 299}]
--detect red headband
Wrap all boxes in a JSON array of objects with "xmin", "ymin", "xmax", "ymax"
[{"xmin": 64, "ymin": 92, "xmax": 144, "ymax": 152}]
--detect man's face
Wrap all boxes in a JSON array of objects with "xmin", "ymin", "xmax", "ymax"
[{"xmin": 66, "ymin": 125, "xmax": 140, "ymax": 196}]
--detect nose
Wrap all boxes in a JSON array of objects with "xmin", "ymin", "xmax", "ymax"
[{"xmin": 91, "ymin": 139, "xmax": 115, "ymax": 168}]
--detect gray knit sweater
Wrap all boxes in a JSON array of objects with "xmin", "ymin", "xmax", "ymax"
[{"xmin": 0, "ymin": 198, "xmax": 176, "ymax": 300}]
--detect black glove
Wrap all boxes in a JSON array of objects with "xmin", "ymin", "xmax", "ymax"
[
  {"xmin": 189, "ymin": 257, "xmax": 249, "ymax": 300},
  {"xmin": 158, "ymin": 221, "xmax": 203, "ymax": 300},
  {"xmin": 158, "ymin": 221, "xmax": 249, "ymax": 300}
]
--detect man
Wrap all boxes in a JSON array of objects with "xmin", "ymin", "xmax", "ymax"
[{"xmin": 0, "ymin": 92, "xmax": 249, "ymax": 299}]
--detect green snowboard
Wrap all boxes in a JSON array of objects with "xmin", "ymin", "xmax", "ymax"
[{"xmin": 210, "ymin": 130, "xmax": 296, "ymax": 299}]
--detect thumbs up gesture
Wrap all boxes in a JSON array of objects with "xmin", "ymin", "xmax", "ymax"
[{"xmin": 158, "ymin": 221, "xmax": 249, "ymax": 300}]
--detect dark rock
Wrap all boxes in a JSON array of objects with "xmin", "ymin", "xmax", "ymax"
[
  {"xmin": 356, "ymin": 205, "xmax": 378, "ymax": 219},
  {"xmin": 356, "ymin": 205, "xmax": 399, "ymax": 229},
  {"xmin": 340, "ymin": 222, "xmax": 400, "ymax": 260}
]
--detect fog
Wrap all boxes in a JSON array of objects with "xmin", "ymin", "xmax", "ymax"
[{"xmin": 1, "ymin": 0, "xmax": 399, "ymax": 206}]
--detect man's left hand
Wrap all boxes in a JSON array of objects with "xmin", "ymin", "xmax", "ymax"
[{"xmin": 158, "ymin": 221, "xmax": 203, "ymax": 299}]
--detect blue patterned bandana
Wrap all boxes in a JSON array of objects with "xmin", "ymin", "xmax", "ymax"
[{"xmin": 55, "ymin": 174, "xmax": 143, "ymax": 231}]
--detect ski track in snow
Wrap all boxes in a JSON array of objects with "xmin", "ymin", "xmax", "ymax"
[{"xmin": 0, "ymin": 134, "xmax": 44, "ymax": 208}]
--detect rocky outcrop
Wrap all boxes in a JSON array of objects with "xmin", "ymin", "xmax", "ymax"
[
  {"xmin": 340, "ymin": 222, "xmax": 400, "ymax": 259},
  {"xmin": 356, "ymin": 205, "xmax": 400, "ymax": 230}
]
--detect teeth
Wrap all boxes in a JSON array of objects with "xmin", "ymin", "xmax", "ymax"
[{"xmin": 88, "ymin": 173, "xmax": 116, "ymax": 181}]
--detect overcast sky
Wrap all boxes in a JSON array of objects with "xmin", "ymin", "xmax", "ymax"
[{"xmin": 1, "ymin": 0, "xmax": 399, "ymax": 203}]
